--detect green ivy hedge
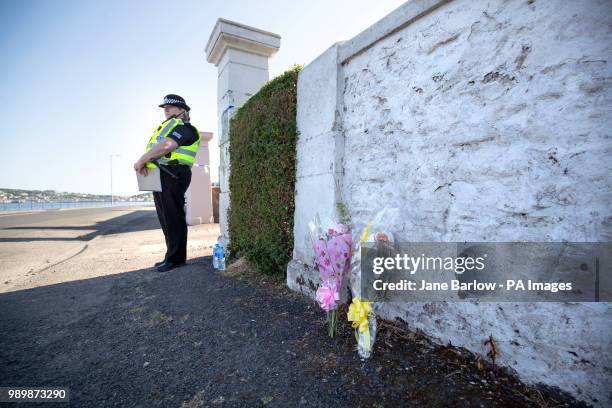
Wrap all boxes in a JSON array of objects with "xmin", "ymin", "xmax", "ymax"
[{"xmin": 227, "ymin": 66, "xmax": 301, "ymax": 276}]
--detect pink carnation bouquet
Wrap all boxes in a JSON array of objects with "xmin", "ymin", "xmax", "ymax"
[{"xmin": 309, "ymin": 217, "xmax": 353, "ymax": 337}]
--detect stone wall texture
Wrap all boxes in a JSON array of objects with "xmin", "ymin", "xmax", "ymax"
[{"xmin": 289, "ymin": 0, "xmax": 612, "ymax": 405}]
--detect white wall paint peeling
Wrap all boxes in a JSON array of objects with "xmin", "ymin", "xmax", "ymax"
[{"xmin": 289, "ymin": 0, "xmax": 612, "ymax": 405}]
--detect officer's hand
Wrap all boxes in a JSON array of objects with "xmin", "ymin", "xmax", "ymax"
[{"xmin": 134, "ymin": 161, "xmax": 149, "ymax": 176}]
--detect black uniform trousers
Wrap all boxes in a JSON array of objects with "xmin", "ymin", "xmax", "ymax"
[{"xmin": 152, "ymin": 165, "xmax": 192, "ymax": 264}]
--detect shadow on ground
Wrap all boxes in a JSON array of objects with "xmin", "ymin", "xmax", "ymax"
[
  {"xmin": 0, "ymin": 257, "xmax": 588, "ymax": 407},
  {"xmin": 0, "ymin": 210, "xmax": 159, "ymax": 243}
]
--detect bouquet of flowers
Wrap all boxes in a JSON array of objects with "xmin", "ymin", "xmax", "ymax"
[
  {"xmin": 309, "ymin": 214, "xmax": 353, "ymax": 337},
  {"xmin": 347, "ymin": 207, "xmax": 399, "ymax": 359}
]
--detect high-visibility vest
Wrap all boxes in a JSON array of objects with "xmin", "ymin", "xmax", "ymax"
[{"xmin": 145, "ymin": 118, "xmax": 201, "ymax": 168}]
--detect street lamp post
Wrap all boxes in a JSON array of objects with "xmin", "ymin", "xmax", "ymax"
[{"xmin": 110, "ymin": 154, "xmax": 120, "ymax": 206}]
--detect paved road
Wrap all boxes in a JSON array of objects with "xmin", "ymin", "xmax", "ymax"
[
  {"xmin": 0, "ymin": 206, "xmax": 167, "ymax": 293},
  {"xmin": 0, "ymin": 255, "xmax": 562, "ymax": 408},
  {"xmin": 0, "ymin": 208, "xmax": 580, "ymax": 407},
  {"xmin": 0, "ymin": 205, "xmax": 159, "ymax": 240},
  {"xmin": 0, "ymin": 206, "xmax": 139, "ymax": 229},
  {"xmin": 0, "ymin": 206, "xmax": 218, "ymax": 294}
]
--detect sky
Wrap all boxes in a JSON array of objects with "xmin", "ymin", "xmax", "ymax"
[{"xmin": 0, "ymin": 0, "xmax": 406, "ymax": 196}]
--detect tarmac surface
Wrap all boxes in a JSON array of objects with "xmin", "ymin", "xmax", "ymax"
[
  {"xmin": 0, "ymin": 207, "xmax": 586, "ymax": 407},
  {"xmin": 0, "ymin": 206, "xmax": 217, "ymax": 294}
]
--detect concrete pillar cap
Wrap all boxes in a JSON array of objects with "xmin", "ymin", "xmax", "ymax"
[{"xmin": 205, "ymin": 18, "xmax": 281, "ymax": 66}]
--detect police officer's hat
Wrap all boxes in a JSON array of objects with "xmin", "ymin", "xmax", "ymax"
[{"xmin": 159, "ymin": 94, "xmax": 190, "ymax": 111}]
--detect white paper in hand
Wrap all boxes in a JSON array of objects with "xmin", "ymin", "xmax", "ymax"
[{"xmin": 136, "ymin": 168, "xmax": 162, "ymax": 192}]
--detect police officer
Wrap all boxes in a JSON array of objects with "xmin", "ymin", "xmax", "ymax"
[{"xmin": 134, "ymin": 94, "xmax": 201, "ymax": 272}]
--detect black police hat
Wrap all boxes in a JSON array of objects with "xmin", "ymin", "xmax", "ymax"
[{"xmin": 159, "ymin": 94, "xmax": 190, "ymax": 111}]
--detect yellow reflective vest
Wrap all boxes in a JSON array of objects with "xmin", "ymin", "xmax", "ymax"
[{"xmin": 145, "ymin": 118, "xmax": 201, "ymax": 168}]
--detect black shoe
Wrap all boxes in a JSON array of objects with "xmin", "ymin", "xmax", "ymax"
[
  {"xmin": 155, "ymin": 261, "xmax": 186, "ymax": 272},
  {"xmin": 154, "ymin": 260, "xmax": 166, "ymax": 268}
]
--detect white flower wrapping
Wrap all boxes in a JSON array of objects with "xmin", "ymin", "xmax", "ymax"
[{"xmin": 348, "ymin": 207, "xmax": 400, "ymax": 358}]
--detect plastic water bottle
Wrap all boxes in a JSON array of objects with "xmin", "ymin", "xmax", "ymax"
[
  {"xmin": 217, "ymin": 244, "xmax": 226, "ymax": 271},
  {"xmin": 212, "ymin": 244, "xmax": 220, "ymax": 269},
  {"xmin": 213, "ymin": 243, "xmax": 223, "ymax": 269}
]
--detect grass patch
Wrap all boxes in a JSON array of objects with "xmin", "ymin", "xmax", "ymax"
[
  {"xmin": 180, "ymin": 390, "xmax": 206, "ymax": 408},
  {"xmin": 221, "ymin": 257, "xmax": 285, "ymax": 288},
  {"xmin": 148, "ymin": 311, "xmax": 173, "ymax": 326},
  {"xmin": 129, "ymin": 306, "xmax": 145, "ymax": 314}
]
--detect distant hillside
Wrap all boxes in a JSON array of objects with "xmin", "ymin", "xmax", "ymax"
[{"xmin": 0, "ymin": 188, "xmax": 153, "ymax": 203}]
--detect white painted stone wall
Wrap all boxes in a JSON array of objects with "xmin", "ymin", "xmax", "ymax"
[
  {"xmin": 288, "ymin": 0, "xmax": 612, "ymax": 405},
  {"xmin": 289, "ymin": 43, "xmax": 347, "ymax": 298}
]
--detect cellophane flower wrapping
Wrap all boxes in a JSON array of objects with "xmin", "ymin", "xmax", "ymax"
[
  {"xmin": 348, "ymin": 207, "xmax": 399, "ymax": 358},
  {"xmin": 309, "ymin": 214, "xmax": 353, "ymax": 337}
]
